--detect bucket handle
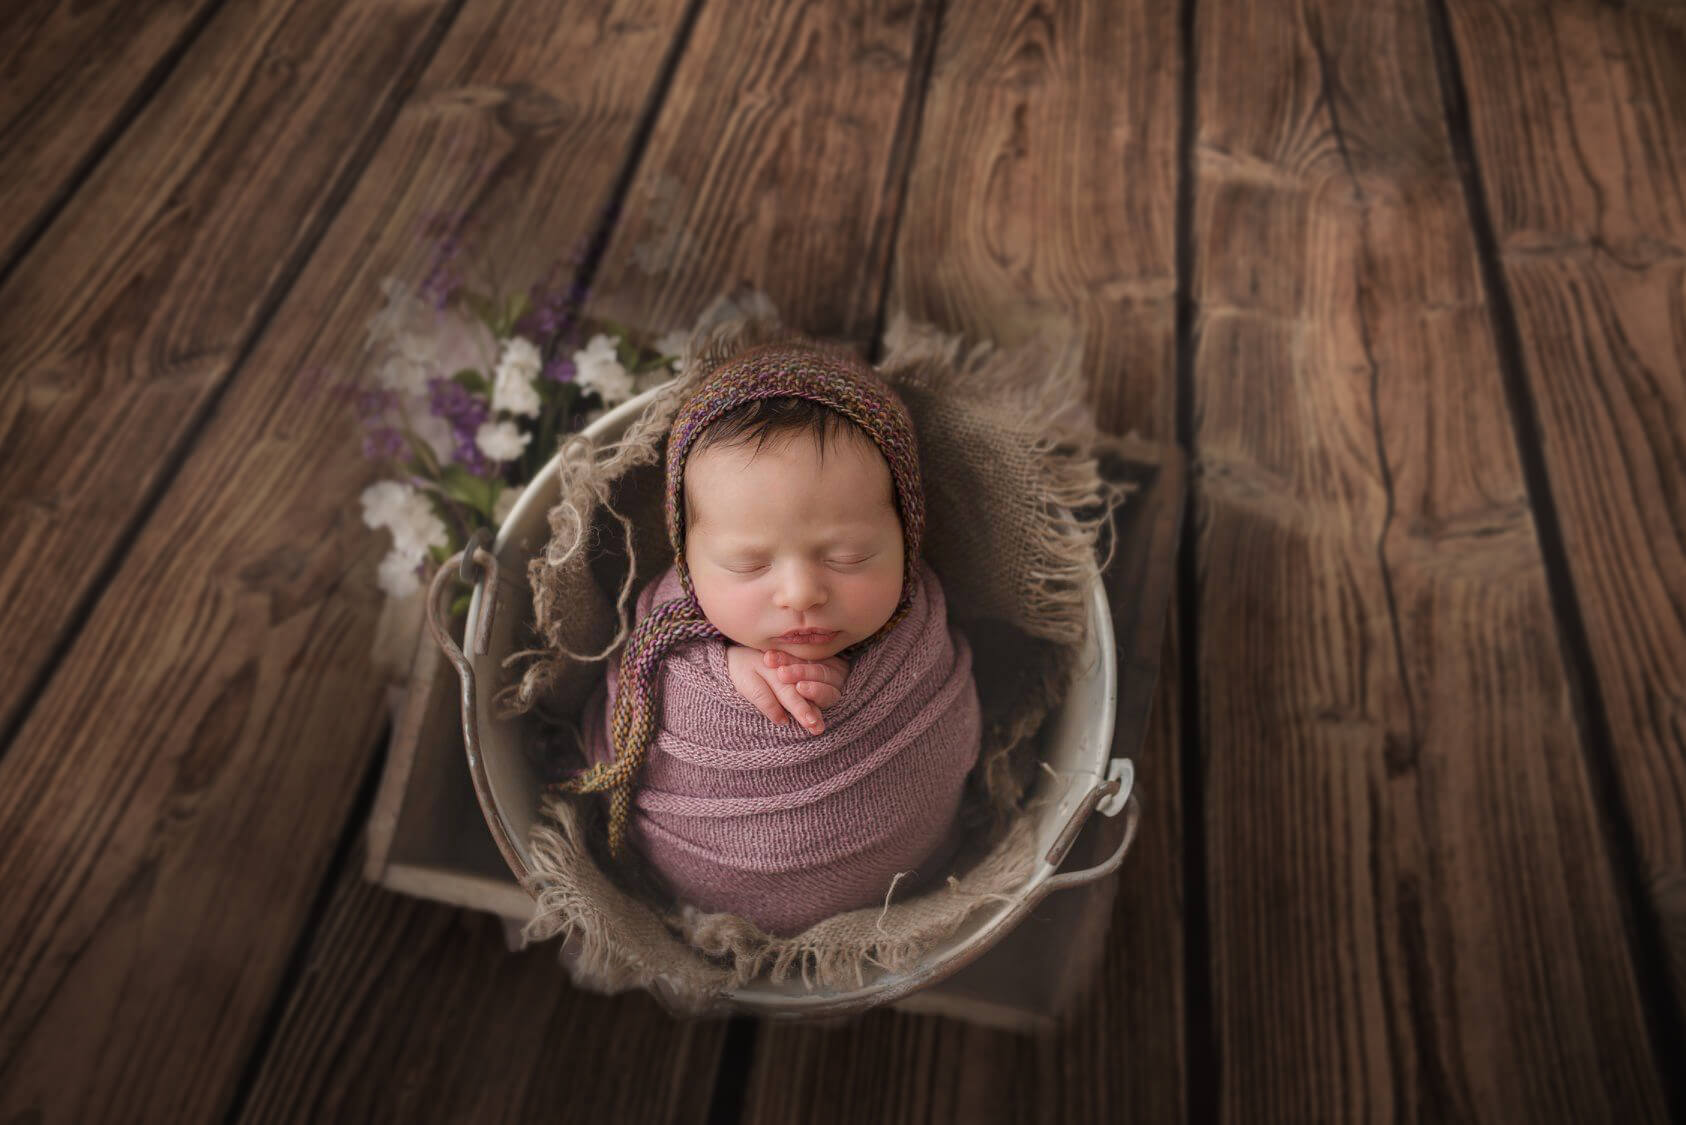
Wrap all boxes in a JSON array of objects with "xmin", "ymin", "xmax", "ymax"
[
  {"xmin": 1039, "ymin": 761, "xmax": 1141, "ymax": 893},
  {"xmin": 425, "ymin": 532, "xmax": 534, "ymax": 884}
]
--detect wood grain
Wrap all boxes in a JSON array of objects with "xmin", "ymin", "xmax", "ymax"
[
  {"xmin": 582, "ymin": 0, "xmax": 935, "ymax": 344},
  {"xmin": 0, "ymin": 0, "xmax": 455, "ymax": 742},
  {"xmin": 1443, "ymin": 0, "xmax": 1686, "ymax": 1016},
  {"xmin": 744, "ymin": 0, "xmax": 1187, "ymax": 1121},
  {"xmin": 236, "ymin": 847, "xmax": 723, "ymax": 1125},
  {"xmin": 1192, "ymin": 0, "xmax": 1667, "ymax": 1118},
  {"xmin": 0, "ymin": 0, "xmax": 226, "ymax": 273},
  {"xmin": 0, "ymin": 0, "xmax": 704, "ymax": 1120}
]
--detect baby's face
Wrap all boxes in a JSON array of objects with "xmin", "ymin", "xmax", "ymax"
[{"xmin": 684, "ymin": 428, "xmax": 905, "ymax": 660}]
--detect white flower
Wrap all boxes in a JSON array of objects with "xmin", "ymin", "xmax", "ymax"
[
  {"xmin": 491, "ymin": 336, "xmax": 543, "ymax": 417},
  {"xmin": 365, "ymin": 278, "xmax": 418, "ymax": 352},
  {"xmin": 576, "ymin": 333, "xmax": 618, "ymax": 365},
  {"xmin": 377, "ymin": 550, "xmax": 422, "ymax": 599},
  {"xmin": 476, "ymin": 419, "xmax": 530, "ymax": 462},
  {"xmin": 360, "ymin": 480, "xmax": 413, "ymax": 531},
  {"xmin": 497, "ymin": 335, "xmax": 542, "ymax": 380},
  {"xmin": 654, "ymin": 329, "xmax": 689, "ymax": 373},
  {"xmin": 492, "ymin": 486, "xmax": 519, "ymax": 528},
  {"xmin": 573, "ymin": 333, "xmax": 634, "ymax": 406},
  {"xmin": 365, "ymin": 276, "xmax": 496, "ymax": 391},
  {"xmin": 360, "ymin": 480, "xmax": 448, "ymax": 562},
  {"xmin": 374, "ymin": 353, "xmax": 431, "ymax": 395},
  {"xmin": 403, "ymin": 401, "xmax": 455, "ymax": 463},
  {"xmin": 389, "ymin": 502, "xmax": 449, "ymax": 562}
]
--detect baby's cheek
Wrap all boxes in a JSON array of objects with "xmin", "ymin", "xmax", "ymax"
[
  {"xmin": 854, "ymin": 569, "xmax": 904, "ymax": 630},
  {"xmin": 694, "ymin": 575, "xmax": 763, "ymax": 644}
]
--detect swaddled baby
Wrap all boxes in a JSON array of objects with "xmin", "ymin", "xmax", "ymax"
[{"xmin": 557, "ymin": 340, "xmax": 981, "ymax": 937}]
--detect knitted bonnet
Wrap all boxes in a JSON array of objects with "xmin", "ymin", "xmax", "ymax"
[{"xmin": 552, "ymin": 340, "xmax": 928, "ymax": 858}]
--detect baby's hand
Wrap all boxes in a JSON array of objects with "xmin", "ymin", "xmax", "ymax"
[{"xmin": 724, "ymin": 646, "xmax": 850, "ymax": 735}]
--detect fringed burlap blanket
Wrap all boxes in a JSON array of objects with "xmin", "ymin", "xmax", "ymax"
[
  {"xmin": 503, "ymin": 295, "xmax": 1133, "ymax": 1009},
  {"xmin": 578, "ymin": 559, "xmax": 980, "ymax": 937}
]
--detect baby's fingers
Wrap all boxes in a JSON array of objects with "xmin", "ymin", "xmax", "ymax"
[
  {"xmin": 796, "ymin": 681, "xmax": 841, "ymax": 708},
  {"xmin": 736, "ymin": 669, "xmax": 792, "ymax": 726},
  {"xmin": 774, "ymin": 661, "xmax": 846, "ymax": 688},
  {"xmin": 772, "ymin": 681, "xmax": 825, "ymax": 734}
]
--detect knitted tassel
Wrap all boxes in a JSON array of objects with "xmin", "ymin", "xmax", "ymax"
[{"xmin": 550, "ymin": 597, "xmax": 720, "ymax": 856}]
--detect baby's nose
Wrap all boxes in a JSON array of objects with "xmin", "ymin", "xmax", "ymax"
[{"xmin": 775, "ymin": 565, "xmax": 828, "ymax": 609}]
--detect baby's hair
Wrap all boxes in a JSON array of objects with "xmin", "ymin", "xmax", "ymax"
[
  {"xmin": 688, "ymin": 396, "xmax": 864, "ymax": 462},
  {"xmin": 683, "ymin": 396, "xmax": 893, "ymax": 528}
]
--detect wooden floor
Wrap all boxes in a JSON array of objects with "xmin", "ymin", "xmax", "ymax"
[{"xmin": 2, "ymin": 0, "xmax": 1683, "ymax": 1120}]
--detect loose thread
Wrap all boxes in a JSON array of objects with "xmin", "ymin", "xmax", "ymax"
[{"xmin": 876, "ymin": 870, "xmax": 913, "ymax": 935}]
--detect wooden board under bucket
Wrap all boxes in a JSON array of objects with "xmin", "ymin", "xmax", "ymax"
[{"xmin": 365, "ymin": 438, "xmax": 1184, "ymax": 1032}]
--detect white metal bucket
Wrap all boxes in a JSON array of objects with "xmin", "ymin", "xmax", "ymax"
[{"xmin": 427, "ymin": 387, "xmax": 1140, "ymax": 1018}]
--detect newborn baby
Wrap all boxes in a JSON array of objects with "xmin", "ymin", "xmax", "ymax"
[{"xmin": 557, "ymin": 340, "xmax": 981, "ymax": 937}]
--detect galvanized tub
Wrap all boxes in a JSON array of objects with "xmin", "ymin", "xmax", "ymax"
[{"xmin": 427, "ymin": 387, "xmax": 1155, "ymax": 1018}]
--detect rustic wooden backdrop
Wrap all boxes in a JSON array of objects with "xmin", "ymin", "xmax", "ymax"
[{"xmin": 2, "ymin": 0, "xmax": 1682, "ymax": 1121}]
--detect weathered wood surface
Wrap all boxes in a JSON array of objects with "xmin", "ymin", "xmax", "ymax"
[
  {"xmin": 1192, "ymin": 0, "xmax": 1667, "ymax": 1119},
  {"xmin": 0, "ymin": 0, "xmax": 225, "ymax": 272},
  {"xmin": 235, "ymin": 848, "xmax": 725, "ymax": 1124},
  {"xmin": 582, "ymin": 0, "xmax": 937, "ymax": 343},
  {"xmin": 0, "ymin": 0, "xmax": 456, "ymax": 742},
  {"xmin": 0, "ymin": 0, "xmax": 713, "ymax": 1119},
  {"xmin": 1443, "ymin": 0, "xmax": 1686, "ymax": 1016},
  {"xmin": 3, "ymin": 0, "xmax": 1685, "ymax": 1119},
  {"xmin": 739, "ymin": 0, "xmax": 1187, "ymax": 1122}
]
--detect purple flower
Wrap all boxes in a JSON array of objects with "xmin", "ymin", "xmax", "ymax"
[
  {"xmin": 417, "ymin": 211, "xmax": 473, "ymax": 309},
  {"xmin": 353, "ymin": 387, "xmax": 398, "ymax": 422},
  {"xmin": 361, "ymin": 426, "xmax": 407, "ymax": 461},
  {"xmin": 543, "ymin": 356, "xmax": 575, "ymax": 383},
  {"xmin": 427, "ymin": 376, "xmax": 499, "ymax": 476},
  {"xmin": 428, "ymin": 377, "xmax": 486, "ymax": 425},
  {"xmin": 516, "ymin": 260, "xmax": 587, "ymax": 343},
  {"xmin": 453, "ymin": 434, "xmax": 493, "ymax": 476}
]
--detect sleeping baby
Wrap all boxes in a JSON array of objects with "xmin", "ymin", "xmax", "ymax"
[{"xmin": 555, "ymin": 339, "xmax": 981, "ymax": 937}]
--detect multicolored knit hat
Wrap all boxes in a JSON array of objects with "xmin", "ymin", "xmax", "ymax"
[{"xmin": 551, "ymin": 340, "xmax": 927, "ymax": 858}]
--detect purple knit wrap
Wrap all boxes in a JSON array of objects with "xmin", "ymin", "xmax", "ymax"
[{"xmin": 582, "ymin": 559, "xmax": 980, "ymax": 936}]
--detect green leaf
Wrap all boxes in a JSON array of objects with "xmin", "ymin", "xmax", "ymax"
[
  {"xmin": 462, "ymin": 290, "xmax": 500, "ymax": 334},
  {"xmin": 440, "ymin": 464, "xmax": 498, "ymax": 517},
  {"xmin": 429, "ymin": 543, "xmax": 451, "ymax": 565},
  {"xmin": 451, "ymin": 368, "xmax": 490, "ymax": 395},
  {"xmin": 502, "ymin": 292, "xmax": 532, "ymax": 336},
  {"xmin": 450, "ymin": 591, "xmax": 472, "ymax": 618},
  {"xmin": 400, "ymin": 427, "xmax": 444, "ymax": 480}
]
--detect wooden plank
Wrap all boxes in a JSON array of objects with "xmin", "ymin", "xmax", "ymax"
[
  {"xmin": 582, "ymin": 0, "xmax": 935, "ymax": 342},
  {"xmin": 1442, "ymin": 0, "xmax": 1686, "ymax": 1019},
  {"xmin": 0, "ymin": 0, "xmax": 456, "ymax": 740},
  {"xmin": 0, "ymin": 0, "xmax": 225, "ymax": 271},
  {"xmin": 234, "ymin": 847, "xmax": 724, "ymax": 1125},
  {"xmin": 743, "ymin": 0, "xmax": 1187, "ymax": 1121},
  {"xmin": 0, "ymin": 1, "xmax": 702, "ymax": 1120},
  {"xmin": 1192, "ymin": 0, "xmax": 1668, "ymax": 1119}
]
